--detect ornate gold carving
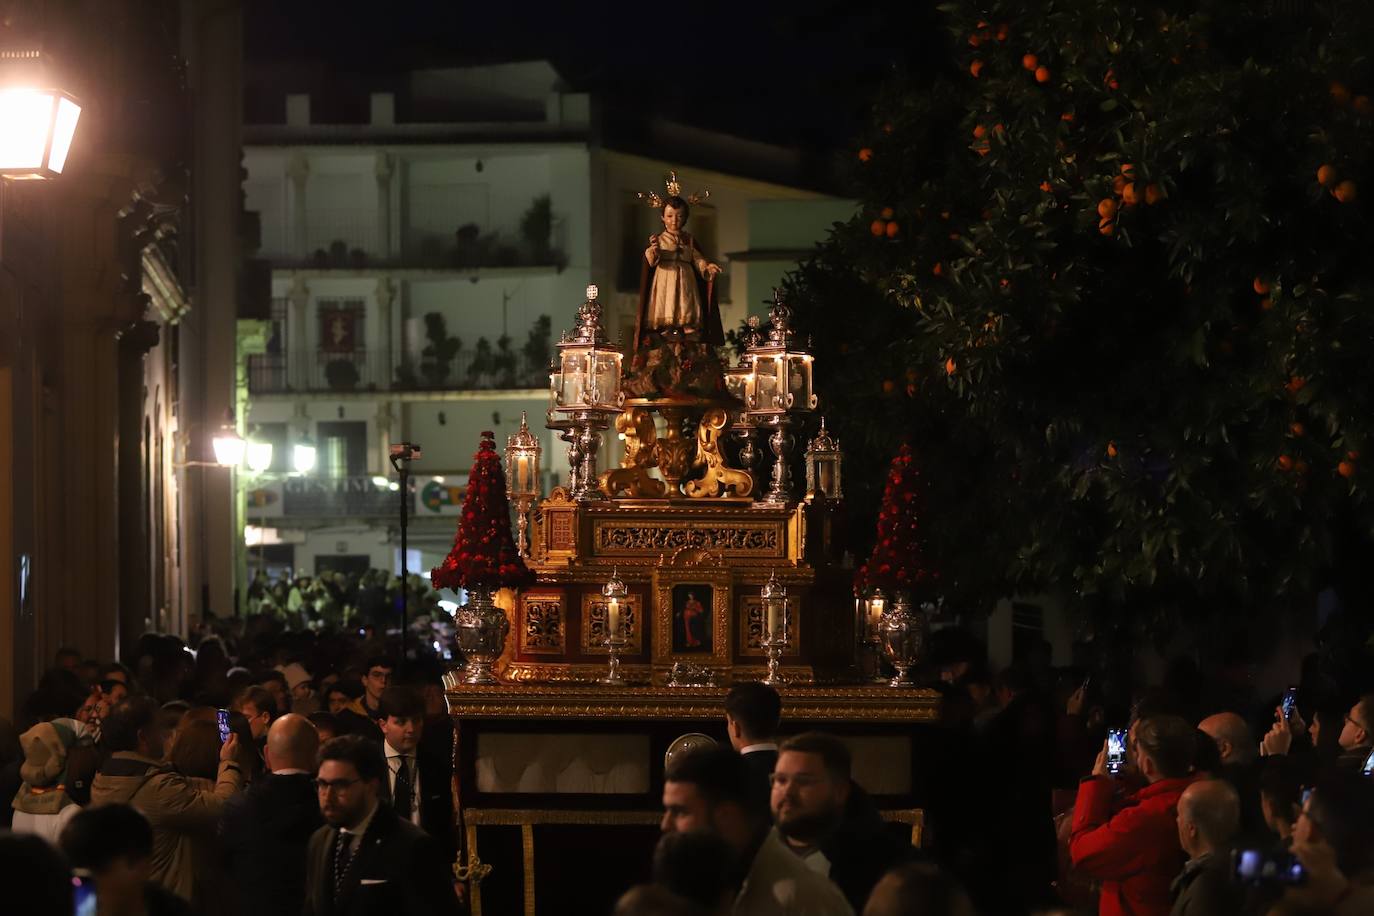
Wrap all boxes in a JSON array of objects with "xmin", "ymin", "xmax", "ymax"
[
  {"xmin": 501, "ymin": 662, "xmax": 653, "ymax": 683},
  {"xmin": 601, "ymin": 408, "xmax": 667, "ymax": 498},
  {"xmin": 520, "ymin": 597, "xmax": 564, "ymax": 655},
  {"xmin": 685, "ymin": 407, "xmax": 753, "ymax": 498},
  {"xmin": 444, "ymin": 683, "xmax": 942, "ymax": 722},
  {"xmin": 550, "ymin": 513, "xmax": 574, "ymax": 550},
  {"xmin": 581, "ymin": 593, "xmax": 643, "ymax": 654},
  {"xmin": 593, "ymin": 521, "xmax": 781, "ymax": 556},
  {"xmin": 653, "ymin": 406, "xmax": 694, "ymax": 495},
  {"xmin": 738, "ymin": 594, "xmax": 800, "ymax": 656}
]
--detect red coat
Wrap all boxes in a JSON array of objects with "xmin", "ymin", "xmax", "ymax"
[{"xmin": 1069, "ymin": 773, "xmax": 1199, "ymax": 916}]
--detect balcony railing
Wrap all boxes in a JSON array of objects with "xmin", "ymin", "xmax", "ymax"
[
  {"xmin": 247, "ymin": 348, "xmax": 551, "ymax": 395},
  {"xmin": 245, "ymin": 476, "xmax": 397, "ymax": 518}
]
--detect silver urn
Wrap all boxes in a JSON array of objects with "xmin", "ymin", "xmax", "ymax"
[
  {"xmin": 455, "ymin": 586, "xmax": 508, "ymax": 685},
  {"xmin": 878, "ymin": 592, "xmax": 927, "ymax": 687}
]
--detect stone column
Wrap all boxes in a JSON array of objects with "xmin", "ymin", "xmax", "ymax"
[
  {"xmin": 286, "ymin": 152, "xmax": 310, "ymax": 261},
  {"xmin": 375, "ymin": 152, "xmax": 393, "ymax": 261},
  {"xmin": 375, "ymin": 276, "xmax": 396, "ymax": 390},
  {"xmin": 288, "ymin": 276, "xmax": 310, "ymax": 390}
]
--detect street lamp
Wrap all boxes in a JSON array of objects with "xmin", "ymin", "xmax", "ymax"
[
  {"xmin": 292, "ymin": 438, "xmax": 317, "ymax": 474},
  {"xmin": 0, "ymin": 51, "xmax": 81, "ymax": 180},
  {"xmin": 245, "ymin": 441, "xmax": 273, "ymax": 475},
  {"xmin": 212, "ymin": 425, "xmax": 246, "ymax": 468}
]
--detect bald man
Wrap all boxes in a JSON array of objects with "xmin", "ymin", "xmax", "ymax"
[
  {"xmin": 1170, "ymin": 780, "xmax": 1242, "ymax": 916},
  {"xmin": 1198, "ymin": 712, "xmax": 1265, "ymax": 839},
  {"xmin": 221, "ymin": 714, "xmax": 325, "ymax": 916}
]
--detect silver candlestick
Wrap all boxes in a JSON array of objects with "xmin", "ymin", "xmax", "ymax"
[{"xmin": 600, "ymin": 632, "xmax": 628, "ymax": 686}]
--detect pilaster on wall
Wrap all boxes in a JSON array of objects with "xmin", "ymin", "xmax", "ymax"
[
  {"xmin": 375, "ymin": 152, "xmax": 393, "ymax": 260},
  {"xmin": 287, "ymin": 152, "xmax": 310, "ymax": 260}
]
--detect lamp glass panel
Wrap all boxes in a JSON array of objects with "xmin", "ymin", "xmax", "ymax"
[
  {"xmin": 754, "ymin": 356, "xmax": 779, "ymax": 408},
  {"xmin": 246, "ymin": 441, "xmax": 273, "ymax": 474},
  {"xmin": 47, "ymin": 97, "xmax": 80, "ymax": 173},
  {"xmin": 292, "ymin": 443, "xmax": 317, "ymax": 474},
  {"xmin": 591, "ymin": 352, "xmax": 620, "ymax": 407},
  {"xmin": 787, "ymin": 356, "xmax": 811, "ymax": 403},
  {"xmin": 212, "ymin": 433, "xmax": 246, "ymax": 468},
  {"xmin": 0, "ymin": 89, "xmax": 52, "ymax": 170},
  {"xmin": 559, "ymin": 349, "xmax": 587, "ymax": 408}
]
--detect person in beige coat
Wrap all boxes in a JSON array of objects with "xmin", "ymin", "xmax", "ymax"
[{"xmin": 90, "ymin": 696, "xmax": 244, "ymax": 902}]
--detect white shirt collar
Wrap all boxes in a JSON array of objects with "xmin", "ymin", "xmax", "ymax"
[
  {"xmin": 740, "ymin": 742, "xmax": 778, "ymax": 755},
  {"xmin": 383, "ymin": 741, "xmax": 413, "ymax": 759},
  {"xmin": 340, "ymin": 799, "xmax": 379, "ymax": 838}
]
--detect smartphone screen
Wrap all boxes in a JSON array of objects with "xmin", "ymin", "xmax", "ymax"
[
  {"xmin": 1362, "ymin": 747, "xmax": 1374, "ymax": 778},
  {"xmin": 1233, "ymin": 849, "xmax": 1307, "ymax": 886},
  {"xmin": 1106, "ymin": 728, "xmax": 1127, "ymax": 775},
  {"xmin": 1282, "ymin": 686, "xmax": 1298, "ymax": 721},
  {"xmin": 216, "ymin": 708, "xmax": 231, "ymax": 745},
  {"xmin": 72, "ymin": 872, "xmax": 97, "ymax": 916}
]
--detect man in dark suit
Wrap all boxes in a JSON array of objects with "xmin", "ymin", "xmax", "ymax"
[
  {"xmin": 724, "ymin": 681, "xmax": 781, "ymax": 817},
  {"xmin": 304, "ymin": 735, "xmax": 460, "ymax": 916},
  {"xmin": 375, "ymin": 687, "xmax": 456, "ymax": 861},
  {"xmin": 221, "ymin": 713, "xmax": 325, "ymax": 916}
]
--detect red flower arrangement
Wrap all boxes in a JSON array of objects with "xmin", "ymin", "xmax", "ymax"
[
  {"xmin": 431, "ymin": 431, "xmax": 535, "ymax": 591},
  {"xmin": 855, "ymin": 443, "xmax": 937, "ymax": 597}
]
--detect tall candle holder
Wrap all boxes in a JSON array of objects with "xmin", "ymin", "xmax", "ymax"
[
  {"xmin": 760, "ymin": 571, "xmax": 789, "ymax": 686},
  {"xmin": 856, "ymin": 589, "xmax": 889, "ymax": 683},
  {"xmin": 600, "ymin": 568, "xmax": 630, "ymax": 686}
]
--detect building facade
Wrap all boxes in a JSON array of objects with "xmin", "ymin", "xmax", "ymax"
[{"xmin": 238, "ymin": 62, "xmax": 837, "ymax": 595}]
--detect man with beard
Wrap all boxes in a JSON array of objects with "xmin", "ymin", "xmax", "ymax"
[
  {"xmin": 770, "ymin": 733, "xmax": 914, "ymax": 913},
  {"xmin": 303, "ymin": 735, "xmax": 459, "ymax": 916},
  {"xmin": 661, "ymin": 745, "xmax": 852, "ymax": 916}
]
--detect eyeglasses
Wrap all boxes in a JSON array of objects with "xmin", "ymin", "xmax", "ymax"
[
  {"xmin": 315, "ymin": 777, "xmax": 361, "ymax": 793},
  {"xmin": 1346, "ymin": 714, "xmax": 1368, "ymax": 733}
]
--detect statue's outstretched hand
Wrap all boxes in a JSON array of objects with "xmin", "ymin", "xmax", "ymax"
[
  {"xmin": 646, "ymin": 235, "xmax": 660, "ymax": 265},
  {"xmin": 705, "ymin": 263, "xmax": 722, "ymax": 279}
]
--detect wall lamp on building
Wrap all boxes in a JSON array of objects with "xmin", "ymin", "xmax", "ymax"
[
  {"xmin": 0, "ymin": 50, "xmax": 82, "ymax": 180},
  {"xmin": 211, "ymin": 423, "xmax": 247, "ymax": 468},
  {"xmin": 292, "ymin": 437, "xmax": 317, "ymax": 474}
]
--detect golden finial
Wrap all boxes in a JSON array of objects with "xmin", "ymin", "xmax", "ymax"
[{"xmin": 637, "ymin": 169, "xmax": 711, "ymax": 208}]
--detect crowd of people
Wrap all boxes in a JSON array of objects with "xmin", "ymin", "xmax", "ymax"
[{"xmin": 0, "ymin": 617, "xmax": 1372, "ymax": 916}]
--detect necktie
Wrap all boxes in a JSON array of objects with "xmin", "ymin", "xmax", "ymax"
[
  {"xmin": 393, "ymin": 756, "xmax": 413, "ymax": 819},
  {"xmin": 333, "ymin": 829, "xmax": 354, "ymax": 899}
]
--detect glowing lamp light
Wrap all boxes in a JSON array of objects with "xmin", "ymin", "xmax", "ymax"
[
  {"xmin": 292, "ymin": 440, "xmax": 317, "ymax": 474},
  {"xmin": 0, "ymin": 86, "xmax": 81, "ymax": 180},
  {"xmin": 370, "ymin": 475, "xmax": 390, "ymax": 488},
  {"xmin": 245, "ymin": 441, "xmax": 273, "ymax": 475},
  {"xmin": 211, "ymin": 428, "xmax": 246, "ymax": 468}
]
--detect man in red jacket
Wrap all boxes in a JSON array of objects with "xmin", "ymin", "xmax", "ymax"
[{"xmin": 1071, "ymin": 715, "xmax": 1202, "ymax": 916}]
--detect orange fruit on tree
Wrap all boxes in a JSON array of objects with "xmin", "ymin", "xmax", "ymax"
[
  {"xmin": 1035, "ymin": 66, "xmax": 1051, "ymax": 83},
  {"xmin": 1022, "ymin": 53, "xmax": 1039, "ymax": 71},
  {"xmin": 1331, "ymin": 82, "xmax": 1351, "ymax": 104},
  {"xmin": 970, "ymin": 59, "xmax": 985, "ymax": 77},
  {"xmin": 1121, "ymin": 163, "xmax": 1136, "ymax": 178},
  {"xmin": 1112, "ymin": 175, "xmax": 1127, "ymax": 195},
  {"xmin": 1121, "ymin": 182, "xmax": 1139, "ymax": 205},
  {"xmin": 1277, "ymin": 455, "xmax": 1294, "ymax": 472},
  {"xmin": 993, "ymin": 123, "xmax": 1005, "ymax": 135},
  {"xmin": 886, "ymin": 221, "xmax": 900, "ymax": 238},
  {"xmin": 858, "ymin": 147, "xmax": 874, "ymax": 162},
  {"xmin": 932, "ymin": 262, "xmax": 944, "ymax": 277},
  {"xmin": 1287, "ymin": 376, "xmax": 1307, "ymax": 393},
  {"xmin": 969, "ymin": 33, "xmax": 982, "ymax": 47},
  {"xmin": 945, "ymin": 357, "xmax": 957, "ymax": 375},
  {"xmin": 1107, "ymin": 442, "xmax": 1118, "ymax": 458},
  {"xmin": 1333, "ymin": 180, "xmax": 1358, "ymax": 203},
  {"xmin": 1040, "ymin": 180, "xmax": 1053, "ymax": 192},
  {"xmin": 1355, "ymin": 95, "xmax": 1374, "ymax": 116},
  {"xmin": 1144, "ymin": 183, "xmax": 1164, "ymax": 205},
  {"xmin": 1290, "ymin": 422, "xmax": 1305, "ymax": 437},
  {"xmin": 870, "ymin": 220, "xmax": 885, "ymax": 237},
  {"xmin": 1317, "ymin": 164, "xmax": 1336, "ymax": 186},
  {"xmin": 996, "ymin": 23, "xmax": 1009, "ymax": 41},
  {"xmin": 972, "ymin": 124, "xmax": 988, "ymax": 139},
  {"xmin": 1097, "ymin": 198, "xmax": 1118, "ymax": 218},
  {"xmin": 1099, "ymin": 222, "xmax": 1115, "ymax": 236},
  {"xmin": 882, "ymin": 379, "xmax": 896, "ymax": 394},
  {"xmin": 1060, "ymin": 111, "xmax": 1075, "ymax": 122},
  {"xmin": 881, "ymin": 206, "xmax": 895, "ymax": 219},
  {"xmin": 1253, "ymin": 277, "xmax": 1270, "ymax": 295},
  {"xmin": 1338, "ymin": 460, "xmax": 1356, "ymax": 479},
  {"xmin": 1347, "ymin": 449, "xmax": 1361, "ymax": 460}
]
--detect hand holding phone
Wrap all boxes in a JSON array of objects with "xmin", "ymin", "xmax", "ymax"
[
  {"xmin": 1105, "ymin": 728, "xmax": 1128, "ymax": 776},
  {"xmin": 72, "ymin": 871, "xmax": 97, "ymax": 916},
  {"xmin": 216, "ymin": 708, "xmax": 231, "ymax": 745},
  {"xmin": 1282, "ymin": 686, "xmax": 1298, "ymax": 722}
]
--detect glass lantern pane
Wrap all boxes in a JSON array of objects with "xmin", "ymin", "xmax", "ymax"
[
  {"xmin": 788, "ymin": 356, "xmax": 810, "ymax": 401},
  {"xmin": 593, "ymin": 353, "xmax": 620, "ymax": 407},
  {"xmin": 49, "ymin": 97, "xmax": 81, "ymax": 174},
  {"xmin": 559, "ymin": 351, "xmax": 587, "ymax": 407},
  {"xmin": 549, "ymin": 371, "xmax": 563, "ymax": 409},
  {"xmin": 754, "ymin": 357, "xmax": 780, "ymax": 408},
  {"xmin": 0, "ymin": 90, "xmax": 53, "ymax": 171}
]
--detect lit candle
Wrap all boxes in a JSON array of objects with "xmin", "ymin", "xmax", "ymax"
[
  {"xmin": 517, "ymin": 454, "xmax": 531, "ymax": 492},
  {"xmin": 869, "ymin": 597, "xmax": 885, "ymax": 634},
  {"xmin": 766, "ymin": 599, "xmax": 780, "ymax": 639},
  {"xmin": 607, "ymin": 598, "xmax": 621, "ymax": 640}
]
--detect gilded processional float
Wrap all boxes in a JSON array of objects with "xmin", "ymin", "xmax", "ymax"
[{"xmin": 437, "ymin": 173, "xmax": 941, "ymax": 916}]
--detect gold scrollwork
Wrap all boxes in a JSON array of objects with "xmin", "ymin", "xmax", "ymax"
[
  {"xmin": 685, "ymin": 407, "xmax": 753, "ymax": 498},
  {"xmin": 582, "ymin": 594, "xmax": 643, "ymax": 654},
  {"xmin": 594, "ymin": 522, "xmax": 781, "ymax": 555},
  {"xmin": 601, "ymin": 408, "xmax": 667, "ymax": 498},
  {"xmin": 520, "ymin": 596, "xmax": 564, "ymax": 655}
]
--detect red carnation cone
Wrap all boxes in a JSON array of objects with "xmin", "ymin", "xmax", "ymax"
[
  {"xmin": 855, "ymin": 443, "xmax": 936, "ymax": 597},
  {"xmin": 431, "ymin": 431, "xmax": 534, "ymax": 591}
]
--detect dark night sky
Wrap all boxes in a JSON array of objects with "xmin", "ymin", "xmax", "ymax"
[{"xmin": 244, "ymin": 0, "xmax": 948, "ymax": 183}]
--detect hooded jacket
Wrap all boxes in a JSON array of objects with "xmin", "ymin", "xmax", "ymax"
[{"xmin": 9, "ymin": 718, "xmax": 89, "ymax": 844}]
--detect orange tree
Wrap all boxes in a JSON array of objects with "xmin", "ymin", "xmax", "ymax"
[{"xmin": 789, "ymin": 1, "xmax": 1374, "ymax": 642}]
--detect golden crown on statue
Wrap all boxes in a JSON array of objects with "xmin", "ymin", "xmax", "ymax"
[{"xmin": 637, "ymin": 169, "xmax": 711, "ymax": 208}]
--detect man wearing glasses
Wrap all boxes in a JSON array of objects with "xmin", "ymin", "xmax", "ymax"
[
  {"xmin": 304, "ymin": 735, "xmax": 459, "ymax": 916},
  {"xmin": 1335, "ymin": 694, "xmax": 1373, "ymax": 772}
]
